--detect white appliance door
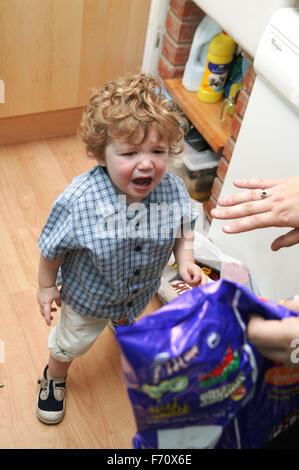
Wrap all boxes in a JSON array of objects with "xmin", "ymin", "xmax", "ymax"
[
  {"xmin": 209, "ymin": 75, "xmax": 299, "ymax": 301},
  {"xmin": 193, "ymin": 0, "xmax": 299, "ymax": 58}
]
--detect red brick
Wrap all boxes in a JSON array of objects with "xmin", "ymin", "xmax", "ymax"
[
  {"xmin": 205, "ymin": 212, "xmax": 212, "ymax": 223},
  {"xmin": 161, "ymin": 32, "xmax": 192, "ymax": 65},
  {"xmin": 241, "ymin": 51, "xmax": 253, "ymax": 65},
  {"xmin": 235, "ymin": 88, "xmax": 250, "ymax": 118},
  {"xmin": 222, "ymin": 135, "xmax": 236, "ymax": 163},
  {"xmin": 170, "ymin": 0, "xmax": 205, "ymax": 20},
  {"xmin": 216, "ymin": 156, "xmax": 229, "ymax": 181},
  {"xmin": 230, "ymin": 113, "xmax": 242, "ymax": 140},
  {"xmin": 166, "ymin": 10, "xmax": 201, "ymax": 43},
  {"xmin": 211, "ymin": 176, "xmax": 223, "ymax": 199},
  {"xmin": 158, "ymin": 53, "xmax": 185, "ymax": 79},
  {"xmin": 206, "ymin": 194, "xmax": 218, "ymax": 222},
  {"xmin": 243, "ymin": 64, "xmax": 256, "ymax": 94}
]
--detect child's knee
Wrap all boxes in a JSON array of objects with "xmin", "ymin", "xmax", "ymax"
[
  {"xmin": 47, "ymin": 303, "xmax": 109, "ymax": 361},
  {"xmin": 48, "ymin": 325, "xmax": 93, "ymax": 361}
]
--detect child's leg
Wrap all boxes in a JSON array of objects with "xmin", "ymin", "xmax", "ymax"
[
  {"xmin": 47, "ymin": 355, "xmax": 72, "ymax": 380},
  {"xmin": 47, "ymin": 302, "xmax": 109, "ymax": 362},
  {"xmin": 37, "ymin": 302, "xmax": 109, "ymax": 425}
]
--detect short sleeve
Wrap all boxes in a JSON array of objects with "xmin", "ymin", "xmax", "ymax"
[{"xmin": 38, "ymin": 196, "xmax": 75, "ymax": 259}]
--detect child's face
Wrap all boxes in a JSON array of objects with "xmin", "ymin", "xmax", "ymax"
[{"xmin": 97, "ymin": 127, "xmax": 169, "ymax": 204}]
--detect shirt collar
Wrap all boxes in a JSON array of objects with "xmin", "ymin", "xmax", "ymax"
[
  {"xmin": 94, "ymin": 166, "xmax": 171, "ymax": 219},
  {"xmin": 94, "ymin": 166, "xmax": 121, "ymax": 218}
]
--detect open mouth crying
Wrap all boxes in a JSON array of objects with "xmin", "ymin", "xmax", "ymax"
[{"xmin": 133, "ymin": 177, "xmax": 152, "ymax": 187}]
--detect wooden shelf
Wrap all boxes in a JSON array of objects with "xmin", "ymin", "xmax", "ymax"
[{"xmin": 164, "ymin": 78, "xmax": 232, "ymax": 154}]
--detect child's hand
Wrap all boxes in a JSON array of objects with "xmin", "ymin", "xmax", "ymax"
[
  {"xmin": 37, "ymin": 286, "xmax": 61, "ymax": 326},
  {"xmin": 178, "ymin": 261, "xmax": 208, "ymax": 287}
]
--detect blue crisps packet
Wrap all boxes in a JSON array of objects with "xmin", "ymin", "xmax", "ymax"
[{"xmin": 116, "ymin": 279, "xmax": 299, "ymax": 449}]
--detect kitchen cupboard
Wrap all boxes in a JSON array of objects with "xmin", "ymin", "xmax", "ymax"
[{"xmin": 0, "ymin": 0, "xmax": 151, "ymax": 144}]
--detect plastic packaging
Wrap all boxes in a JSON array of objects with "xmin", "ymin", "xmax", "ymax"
[
  {"xmin": 197, "ymin": 31, "xmax": 237, "ymax": 103},
  {"xmin": 159, "ymin": 230, "xmax": 260, "ymax": 309},
  {"xmin": 182, "ymin": 16, "xmax": 221, "ymax": 92},
  {"xmin": 116, "ymin": 280, "xmax": 299, "ymax": 449},
  {"xmin": 167, "ymin": 141, "xmax": 220, "ymax": 201},
  {"xmin": 181, "ymin": 141, "xmax": 220, "ymax": 200},
  {"xmin": 181, "ymin": 142, "xmax": 220, "ymax": 177}
]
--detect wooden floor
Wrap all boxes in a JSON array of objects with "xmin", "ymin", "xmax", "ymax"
[{"xmin": 0, "ymin": 135, "xmax": 162, "ymax": 449}]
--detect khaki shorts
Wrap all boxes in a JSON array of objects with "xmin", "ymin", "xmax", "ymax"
[{"xmin": 48, "ymin": 302, "xmax": 109, "ymax": 362}]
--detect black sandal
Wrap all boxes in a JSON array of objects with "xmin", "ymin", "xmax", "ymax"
[{"xmin": 36, "ymin": 365, "xmax": 66, "ymax": 425}]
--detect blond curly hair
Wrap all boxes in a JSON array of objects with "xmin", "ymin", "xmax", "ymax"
[{"xmin": 78, "ymin": 73, "xmax": 187, "ymax": 159}]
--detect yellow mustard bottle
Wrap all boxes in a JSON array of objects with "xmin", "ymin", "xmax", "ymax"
[{"xmin": 197, "ymin": 31, "xmax": 237, "ymax": 103}]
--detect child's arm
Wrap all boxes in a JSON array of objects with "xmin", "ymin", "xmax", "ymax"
[
  {"xmin": 173, "ymin": 230, "xmax": 207, "ymax": 286},
  {"xmin": 37, "ymin": 253, "xmax": 65, "ymax": 326}
]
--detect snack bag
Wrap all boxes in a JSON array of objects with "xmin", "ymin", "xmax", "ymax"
[
  {"xmin": 158, "ymin": 232, "xmax": 259, "ymax": 306},
  {"xmin": 116, "ymin": 280, "xmax": 299, "ymax": 449}
]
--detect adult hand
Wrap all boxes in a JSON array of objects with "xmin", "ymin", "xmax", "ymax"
[
  {"xmin": 247, "ymin": 315, "xmax": 299, "ymax": 368},
  {"xmin": 210, "ymin": 176, "xmax": 299, "ymax": 250},
  {"xmin": 247, "ymin": 296, "xmax": 299, "ymax": 367}
]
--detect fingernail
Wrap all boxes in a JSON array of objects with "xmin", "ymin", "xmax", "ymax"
[{"xmin": 223, "ymin": 225, "xmax": 233, "ymax": 233}]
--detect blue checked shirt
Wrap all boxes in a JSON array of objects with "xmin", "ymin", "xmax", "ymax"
[{"xmin": 38, "ymin": 166, "xmax": 198, "ymax": 322}]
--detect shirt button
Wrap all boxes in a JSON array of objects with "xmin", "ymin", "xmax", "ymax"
[
  {"xmin": 127, "ymin": 301, "xmax": 133, "ymax": 307},
  {"xmin": 135, "ymin": 245, "xmax": 141, "ymax": 252},
  {"xmin": 134, "ymin": 269, "xmax": 140, "ymax": 276}
]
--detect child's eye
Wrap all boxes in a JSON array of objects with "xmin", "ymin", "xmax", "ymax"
[
  {"xmin": 121, "ymin": 151, "xmax": 137, "ymax": 156},
  {"xmin": 152, "ymin": 149, "xmax": 166, "ymax": 154}
]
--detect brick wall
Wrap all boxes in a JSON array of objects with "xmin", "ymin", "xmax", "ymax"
[
  {"xmin": 158, "ymin": 1, "xmax": 257, "ymax": 222},
  {"xmin": 158, "ymin": 0, "xmax": 205, "ymax": 79},
  {"xmin": 206, "ymin": 58, "xmax": 256, "ymax": 221}
]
